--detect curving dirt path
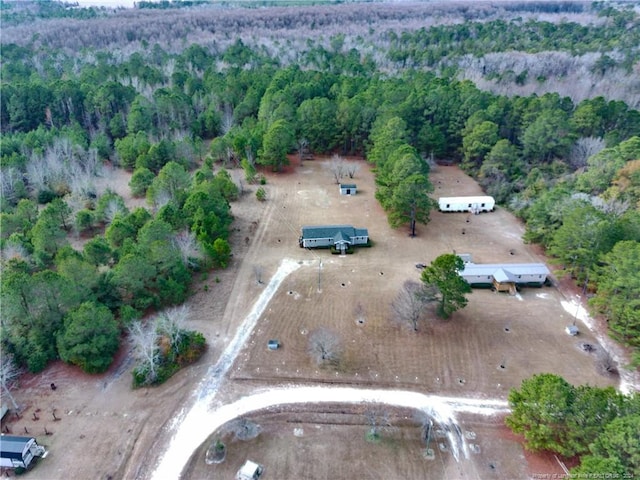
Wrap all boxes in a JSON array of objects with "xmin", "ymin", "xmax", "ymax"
[{"xmin": 152, "ymin": 385, "xmax": 509, "ymax": 480}]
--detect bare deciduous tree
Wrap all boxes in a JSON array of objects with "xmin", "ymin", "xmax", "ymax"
[
  {"xmin": 149, "ymin": 188, "xmax": 172, "ymax": 211},
  {"xmin": 104, "ymin": 198, "xmax": 127, "ymax": 224},
  {"xmin": 24, "ymin": 139, "xmax": 102, "ymax": 200},
  {"xmin": 596, "ymin": 197, "xmax": 630, "ymax": 217},
  {"xmin": 365, "ymin": 407, "xmax": 391, "ymax": 442},
  {"xmin": 226, "ymin": 418, "xmax": 262, "ymax": 441},
  {"xmin": 329, "ymin": 154, "xmax": 345, "ymax": 184},
  {"xmin": 0, "ymin": 354, "xmax": 22, "ymax": 411},
  {"xmin": 172, "ymin": 230, "xmax": 204, "ymax": 268},
  {"xmin": 1, "ymin": 241, "xmax": 31, "ymax": 264},
  {"xmin": 156, "ymin": 305, "xmax": 190, "ymax": 354},
  {"xmin": 129, "ymin": 320, "xmax": 160, "ymax": 385},
  {"xmin": 297, "ymin": 137, "xmax": 309, "ymax": 163},
  {"xmin": 174, "ymin": 134, "xmax": 199, "ymax": 169},
  {"xmin": 568, "ymin": 137, "xmax": 606, "ymax": 170},
  {"xmin": 0, "ymin": 168, "xmax": 24, "ymax": 206},
  {"xmin": 221, "ymin": 103, "xmax": 234, "ymax": 135},
  {"xmin": 345, "ymin": 161, "xmax": 360, "ymax": 179},
  {"xmin": 25, "ymin": 153, "xmax": 49, "ymax": 193},
  {"xmin": 391, "ymin": 280, "xmax": 437, "ymax": 332},
  {"xmin": 308, "ymin": 327, "xmax": 343, "ymax": 366}
]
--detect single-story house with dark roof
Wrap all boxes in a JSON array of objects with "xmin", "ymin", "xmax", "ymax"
[
  {"xmin": 0, "ymin": 435, "xmax": 47, "ymax": 469},
  {"xmin": 460, "ymin": 262, "xmax": 550, "ymax": 294},
  {"xmin": 299, "ymin": 225, "xmax": 369, "ymax": 253},
  {"xmin": 339, "ymin": 183, "xmax": 357, "ymax": 195}
]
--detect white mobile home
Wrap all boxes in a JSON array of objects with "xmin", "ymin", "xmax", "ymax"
[
  {"xmin": 438, "ymin": 196, "xmax": 495, "ymax": 213},
  {"xmin": 0, "ymin": 435, "xmax": 47, "ymax": 470}
]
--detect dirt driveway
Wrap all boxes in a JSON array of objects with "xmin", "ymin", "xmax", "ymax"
[{"xmin": 3, "ymin": 157, "xmax": 626, "ymax": 480}]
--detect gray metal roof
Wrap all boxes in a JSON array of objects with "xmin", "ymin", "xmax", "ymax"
[
  {"xmin": 461, "ymin": 263, "xmax": 550, "ymax": 277},
  {"xmin": 340, "ymin": 184, "xmax": 357, "ymax": 189},
  {"xmin": 1, "ymin": 435, "xmax": 33, "ymax": 455}
]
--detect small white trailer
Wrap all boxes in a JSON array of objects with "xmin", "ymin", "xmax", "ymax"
[
  {"xmin": 438, "ymin": 196, "xmax": 495, "ymax": 213},
  {"xmin": 236, "ymin": 460, "xmax": 264, "ymax": 480}
]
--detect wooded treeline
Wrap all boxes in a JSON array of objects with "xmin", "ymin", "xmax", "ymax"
[
  {"xmin": 2, "ymin": 1, "xmax": 639, "ymax": 107},
  {"xmin": 507, "ymin": 373, "xmax": 640, "ymax": 476},
  {"xmin": 1, "ymin": 1, "xmax": 639, "ymax": 372}
]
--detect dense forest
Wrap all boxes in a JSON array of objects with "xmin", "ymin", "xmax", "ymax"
[{"xmin": 1, "ymin": 1, "xmax": 638, "ymax": 378}]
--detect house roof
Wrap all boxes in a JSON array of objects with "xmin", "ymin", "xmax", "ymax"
[
  {"xmin": 1, "ymin": 435, "xmax": 33, "ymax": 456},
  {"xmin": 492, "ymin": 268, "xmax": 517, "ymax": 283},
  {"xmin": 333, "ymin": 231, "xmax": 349, "ymax": 244},
  {"xmin": 301, "ymin": 225, "xmax": 368, "ymax": 240},
  {"xmin": 439, "ymin": 196, "xmax": 494, "ymax": 204},
  {"xmin": 461, "ymin": 263, "xmax": 550, "ymax": 279},
  {"xmin": 340, "ymin": 183, "xmax": 357, "ymax": 189},
  {"xmin": 457, "ymin": 253, "xmax": 473, "ymax": 264}
]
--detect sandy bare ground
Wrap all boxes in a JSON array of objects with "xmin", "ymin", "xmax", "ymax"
[{"xmin": 2, "ymin": 158, "xmax": 635, "ymax": 480}]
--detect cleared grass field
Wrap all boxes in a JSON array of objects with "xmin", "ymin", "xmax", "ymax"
[{"xmin": 183, "ymin": 157, "xmax": 617, "ymax": 480}]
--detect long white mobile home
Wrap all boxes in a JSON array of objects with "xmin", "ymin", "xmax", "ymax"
[
  {"xmin": 438, "ymin": 196, "xmax": 495, "ymax": 213},
  {"xmin": 460, "ymin": 262, "xmax": 551, "ymax": 294}
]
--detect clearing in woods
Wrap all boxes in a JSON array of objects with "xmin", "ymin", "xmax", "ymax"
[
  {"xmin": 179, "ymin": 158, "xmax": 619, "ymax": 479},
  {"xmin": 3, "ymin": 158, "xmax": 623, "ymax": 480}
]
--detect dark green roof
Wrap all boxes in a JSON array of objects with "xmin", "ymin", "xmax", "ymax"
[{"xmin": 301, "ymin": 225, "xmax": 368, "ymax": 240}]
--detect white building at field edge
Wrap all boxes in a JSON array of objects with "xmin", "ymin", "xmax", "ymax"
[{"xmin": 438, "ymin": 196, "xmax": 495, "ymax": 213}]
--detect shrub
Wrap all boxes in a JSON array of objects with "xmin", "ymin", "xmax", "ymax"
[
  {"xmin": 132, "ymin": 328, "xmax": 207, "ymax": 388},
  {"xmin": 75, "ymin": 209, "xmax": 95, "ymax": 234},
  {"xmin": 129, "ymin": 167, "xmax": 155, "ymax": 197},
  {"xmin": 37, "ymin": 189, "xmax": 57, "ymax": 204}
]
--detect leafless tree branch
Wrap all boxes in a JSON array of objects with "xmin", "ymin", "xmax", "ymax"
[
  {"xmin": 0, "ymin": 353, "xmax": 23, "ymax": 411},
  {"xmin": 391, "ymin": 280, "xmax": 436, "ymax": 332},
  {"xmin": 308, "ymin": 327, "xmax": 343, "ymax": 366},
  {"xmin": 329, "ymin": 154, "xmax": 345, "ymax": 184}
]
